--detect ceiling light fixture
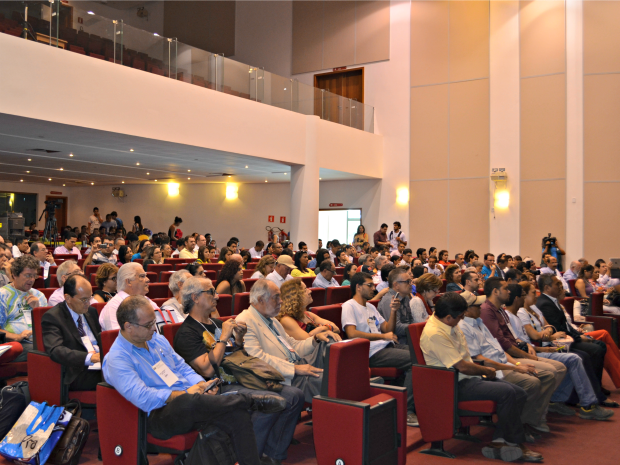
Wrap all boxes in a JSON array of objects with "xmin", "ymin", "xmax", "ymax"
[
  {"xmin": 87, "ymin": 11, "xmax": 95, "ymax": 15},
  {"xmin": 245, "ymin": 165, "xmax": 248, "ymax": 168},
  {"xmin": 28, "ymin": 159, "xmax": 31, "ymax": 161},
  {"xmin": 122, "ymin": 181, "xmax": 125, "ymax": 183},
  {"xmin": 69, "ymin": 153, "xmax": 74, "ymax": 157},
  {"xmin": 91, "ymin": 182, "xmax": 94, "ymax": 185},
  {"xmin": 59, "ymin": 168, "xmax": 64, "ymax": 171},
  {"xmin": 188, "ymin": 177, "xmax": 191, "ymax": 180},
  {"xmin": 147, "ymin": 172, "xmax": 150, "ymax": 175},
  {"xmin": 48, "ymin": 178, "xmax": 52, "ymax": 181},
  {"xmin": 187, "ymin": 170, "xmax": 191, "ymax": 172},
  {"xmin": 265, "ymin": 180, "xmax": 268, "ymax": 183},
  {"xmin": 26, "ymin": 171, "xmax": 29, "ymax": 173},
  {"xmin": 154, "ymin": 179, "xmax": 158, "ymax": 182},
  {"xmin": 130, "ymin": 149, "xmax": 134, "ymax": 152},
  {"xmin": 20, "ymin": 179, "xmax": 23, "ymax": 182},
  {"xmin": 63, "ymin": 184, "xmax": 66, "ymax": 186},
  {"xmin": 319, "ymin": 178, "xmax": 322, "ymax": 180},
  {"xmin": 136, "ymin": 162, "xmax": 140, "ymax": 166},
  {"xmin": 153, "ymin": 33, "xmax": 159, "ymax": 36}
]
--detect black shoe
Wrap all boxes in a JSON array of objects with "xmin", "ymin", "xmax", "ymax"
[
  {"xmin": 601, "ymin": 400, "xmax": 619, "ymax": 408},
  {"xmin": 250, "ymin": 394, "xmax": 287, "ymax": 414},
  {"xmin": 602, "ymin": 387, "xmax": 611, "ymax": 396},
  {"xmin": 260, "ymin": 455, "xmax": 282, "ymax": 465}
]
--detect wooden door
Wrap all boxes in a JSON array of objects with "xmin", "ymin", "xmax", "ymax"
[
  {"xmin": 45, "ymin": 196, "xmax": 67, "ymax": 232},
  {"xmin": 314, "ymin": 68, "xmax": 364, "ymax": 127}
]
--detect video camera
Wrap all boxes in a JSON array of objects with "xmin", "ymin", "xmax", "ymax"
[
  {"xmin": 43, "ymin": 199, "xmax": 63, "ymax": 217},
  {"xmin": 543, "ymin": 233, "xmax": 557, "ymax": 247}
]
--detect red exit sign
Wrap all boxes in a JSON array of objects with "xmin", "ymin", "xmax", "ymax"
[
  {"xmin": 333, "ymin": 67, "xmax": 346, "ymax": 72},
  {"xmin": 50, "ymin": 191, "xmax": 63, "ymax": 195},
  {"xmin": 329, "ymin": 203, "xmax": 343, "ymax": 207}
]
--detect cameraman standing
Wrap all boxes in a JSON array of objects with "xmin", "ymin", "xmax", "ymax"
[{"xmin": 541, "ymin": 234, "xmax": 565, "ymax": 272}]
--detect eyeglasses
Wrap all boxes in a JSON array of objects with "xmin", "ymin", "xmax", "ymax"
[
  {"xmin": 199, "ymin": 289, "xmax": 217, "ymax": 296},
  {"xmin": 76, "ymin": 296, "xmax": 92, "ymax": 305},
  {"xmin": 131, "ymin": 319, "xmax": 157, "ymax": 329},
  {"xmin": 103, "ymin": 243, "xmax": 113, "ymax": 247},
  {"xmin": 22, "ymin": 274, "xmax": 38, "ymax": 280},
  {"xmin": 396, "ymin": 279, "xmax": 413, "ymax": 285},
  {"xmin": 362, "ymin": 282, "xmax": 375, "ymax": 289}
]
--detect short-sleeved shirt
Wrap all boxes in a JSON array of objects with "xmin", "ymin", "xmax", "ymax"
[
  {"xmin": 388, "ymin": 230, "xmax": 407, "ymax": 252},
  {"xmin": 291, "ymin": 268, "xmax": 315, "ymax": 278},
  {"xmin": 0, "ymin": 285, "xmax": 47, "ymax": 337},
  {"xmin": 249, "ymin": 247, "xmax": 264, "ymax": 259},
  {"xmin": 173, "ymin": 315, "xmax": 237, "ymax": 384},
  {"xmin": 312, "ymin": 273, "xmax": 339, "ymax": 289},
  {"xmin": 517, "ymin": 306, "xmax": 552, "ymax": 347},
  {"xmin": 265, "ymin": 270, "xmax": 294, "ymax": 288},
  {"xmin": 458, "ymin": 317, "xmax": 509, "ymax": 379},
  {"xmin": 88, "ymin": 215, "xmax": 101, "ymax": 234},
  {"xmin": 341, "ymin": 299, "xmax": 391, "ymax": 357},
  {"xmin": 420, "ymin": 314, "xmax": 476, "ymax": 380}
]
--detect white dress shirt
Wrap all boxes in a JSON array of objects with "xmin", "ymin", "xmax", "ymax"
[
  {"xmin": 99, "ymin": 291, "xmax": 158, "ymax": 330},
  {"xmin": 48, "ymin": 287, "xmax": 98, "ymax": 307},
  {"xmin": 265, "ymin": 270, "xmax": 294, "ymax": 289}
]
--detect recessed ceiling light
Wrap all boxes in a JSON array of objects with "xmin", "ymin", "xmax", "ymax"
[
  {"xmin": 154, "ymin": 179, "xmax": 158, "ymax": 182},
  {"xmin": 26, "ymin": 171, "xmax": 30, "ymax": 173},
  {"xmin": 48, "ymin": 178, "xmax": 52, "ymax": 181},
  {"xmin": 245, "ymin": 165, "xmax": 248, "ymax": 169},
  {"xmin": 136, "ymin": 162, "xmax": 140, "ymax": 166},
  {"xmin": 153, "ymin": 33, "xmax": 159, "ymax": 36},
  {"xmin": 130, "ymin": 149, "xmax": 134, "ymax": 152},
  {"xmin": 69, "ymin": 153, "xmax": 74, "ymax": 157},
  {"xmin": 283, "ymin": 173, "xmax": 287, "ymax": 175},
  {"xmin": 91, "ymin": 182, "xmax": 94, "ymax": 185},
  {"xmin": 59, "ymin": 168, "xmax": 64, "ymax": 171},
  {"xmin": 87, "ymin": 11, "xmax": 95, "ymax": 15},
  {"xmin": 122, "ymin": 181, "xmax": 125, "ymax": 183},
  {"xmin": 187, "ymin": 169, "xmax": 191, "ymax": 172},
  {"xmin": 63, "ymin": 184, "xmax": 65, "ymax": 186},
  {"xmin": 265, "ymin": 180, "xmax": 268, "ymax": 183},
  {"xmin": 147, "ymin": 172, "xmax": 150, "ymax": 175},
  {"xmin": 319, "ymin": 178, "xmax": 322, "ymax": 180},
  {"xmin": 20, "ymin": 179, "xmax": 23, "ymax": 182},
  {"xmin": 28, "ymin": 159, "xmax": 31, "ymax": 161},
  {"xmin": 188, "ymin": 177, "xmax": 191, "ymax": 180}
]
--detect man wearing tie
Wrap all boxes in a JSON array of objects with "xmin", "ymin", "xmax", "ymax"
[{"xmin": 42, "ymin": 275, "xmax": 102, "ymax": 391}]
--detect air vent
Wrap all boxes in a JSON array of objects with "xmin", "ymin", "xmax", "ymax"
[{"xmin": 28, "ymin": 149, "xmax": 61, "ymax": 153}]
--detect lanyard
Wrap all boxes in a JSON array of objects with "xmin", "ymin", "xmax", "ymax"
[
  {"xmin": 157, "ymin": 308, "xmax": 176, "ymax": 324},
  {"xmin": 195, "ymin": 318, "xmax": 223, "ymax": 342}
]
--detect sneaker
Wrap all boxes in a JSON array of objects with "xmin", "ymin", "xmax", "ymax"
[
  {"xmin": 481, "ymin": 443, "xmax": 522, "ymax": 462},
  {"xmin": 406, "ymin": 412, "xmax": 419, "ymax": 427},
  {"xmin": 528, "ymin": 422, "xmax": 550, "ymax": 433},
  {"xmin": 578, "ymin": 404, "xmax": 614, "ymax": 420},
  {"xmin": 548, "ymin": 402, "xmax": 575, "ymax": 416}
]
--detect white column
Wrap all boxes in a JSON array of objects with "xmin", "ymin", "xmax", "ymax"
[
  {"xmin": 565, "ymin": 0, "xmax": 584, "ymax": 264},
  {"xmin": 289, "ymin": 116, "xmax": 320, "ymax": 247},
  {"xmin": 489, "ymin": 1, "xmax": 521, "ymax": 255}
]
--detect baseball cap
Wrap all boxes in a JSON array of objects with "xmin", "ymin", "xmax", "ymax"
[
  {"xmin": 276, "ymin": 255, "xmax": 298, "ymax": 269},
  {"xmin": 460, "ymin": 290, "xmax": 486, "ymax": 307}
]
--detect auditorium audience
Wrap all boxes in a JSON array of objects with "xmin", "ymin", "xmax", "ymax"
[
  {"xmin": 424, "ymin": 255, "xmax": 443, "ymax": 278},
  {"xmin": 574, "ymin": 265, "xmax": 595, "ymax": 298},
  {"xmin": 377, "ymin": 267, "xmax": 414, "ymax": 344},
  {"xmin": 376, "ymin": 263, "xmax": 395, "ymax": 292},
  {"xmin": 291, "ymin": 251, "xmax": 315, "ymax": 278},
  {"xmin": 388, "ymin": 222, "xmax": 407, "ymax": 253},
  {"xmin": 539, "ymin": 256, "xmax": 569, "ymax": 293},
  {"xmin": 131, "ymin": 239, "xmax": 151, "ymax": 261},
  {"xmin": 160, "ymin": 270, "xmax": 191, "ymax": 323},
  {"xmin": 215, "ymin": 260, "xmax": 247, "ymax": 296},
  {"xmin": 92, "ymin": 237, "xmax": 118, "ymax": 265},
  {"xmin": 353, "ymin": 225, "xmax": 369, "ymax": 251},
  {"xmin": 93, "ymin": 263, "xmax": 118, "ymax": 303},
  {"xmin": 438, "ymin": 250, "xmax": 450, "ymax": 267},
  {"xmin": 411, "ymin": 273, "xmax": 443, "ymax": 322},
  {"xmin": 373, "ymin": 223, "xmax": 390, "ymax": 249},
  {"xmin": 249, "ymin": 240, "xmax": 265, "ymax": 259},
  {"xmin": 311, "ymin": 261, "xmax": 340, "ymax": 289},
  {"xmin": 481, "ymin": 253, "xmax": 500, "ymax": 279},
  {"xmin": 342, "ymin": 272, "xmax": 417, "ymax": 426},
  {"xmin": 251, "ymin": 255, "xmax": 275, "ymax": 279},
  {"xmin": 185, "ymin": 263, "xmax": 206, "ymax": 277},
  {"xmin": 266, "ymin": 255, "xmax": 296, "ymax": 288},
  {"xmin": 42, "ymin": 275, "xmax": 102, "ymax": 391},
  {"xmin": 117, "ymin": 245, "xmax": 133, "ymax": 265},
  {"xmin": 277, "ymin": 279, "xmax": 340, "ymax": 340},
  {"xmin": 236, "ymin": 280, "xmax": 332, "ymax": 403}
]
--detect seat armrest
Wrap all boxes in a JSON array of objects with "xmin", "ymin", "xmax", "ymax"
[{"xmin": 28, "ymin": 350, "xmax": 63, "ymax": 405}]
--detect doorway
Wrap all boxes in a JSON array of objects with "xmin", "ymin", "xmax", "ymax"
[
  {"xmin": 314, "ymin": 68, "xmax": 364, "ymax": 127},
  {"xmin": 45, "ymin": 196, "xmax": 67, "ymax": 232},
  {"xmin": 318, "ymin": 209, "xmax": 361, "ymax": 246}
]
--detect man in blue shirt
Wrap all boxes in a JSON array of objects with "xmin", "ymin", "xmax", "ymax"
[
  {"xmin": 480, "ymin": 253, "xmax": 501, "ymax": 280},
  {"xmin": 103, "ymin": 295, "xmax": 286, "ymax": 465}
]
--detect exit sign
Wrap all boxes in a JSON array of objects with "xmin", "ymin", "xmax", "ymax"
[
  {"xmin": 333, "ymin": 67, "xmax": 346, "ymax": 72},
  {"xmin": 329, "ymin": 203, "xmax": 343, "ymax": 207}
]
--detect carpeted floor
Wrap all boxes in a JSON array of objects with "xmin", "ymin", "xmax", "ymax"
[{"xmin": 2, "ymin": 374, "xmax": 619, "ymax": 464}]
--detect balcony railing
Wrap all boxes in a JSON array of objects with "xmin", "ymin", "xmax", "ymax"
[{"xmin": 0, "ymin": 1, "xmax": 374, "ymax": 133}]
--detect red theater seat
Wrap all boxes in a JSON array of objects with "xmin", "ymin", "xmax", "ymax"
[
  {"xmin": 309, "ymin": 287, "xmax": 326, "ymax": 307},
  {"xmin": 310, "ymin": 304, "xmax": 343, "ymax": 332},
  {"xmin": 242, "ymin": 278, "xmax": 258, "ymax": 292},
  {"xmin": 162, "ymin": 323, "xmax": 182, "ymax": 347},
  {"xmin": 232, "ymin": 292, "xmax": 250, "ymax": 315},
  {"xmin": 313, "ymin": 339, "xmax": 406, "ymax": 465},
  {"xmin": 326, "ymin": 285, "xmax": 351, "ymax": 305},
  {"xmin": 216, "ymin": 294, "xmax": 233, "ymax": 317},
  {"xmin": 144, "ymin": 264, "xmax": 172, "ymax": 278},
  {"xmin": 147, "ymin": 283, "xmax": 170, "ymax": 299}
]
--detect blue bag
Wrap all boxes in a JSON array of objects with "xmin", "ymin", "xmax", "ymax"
[{"xmin": 0, "ymin": 401, "xmax": 68, "ymax": 465}]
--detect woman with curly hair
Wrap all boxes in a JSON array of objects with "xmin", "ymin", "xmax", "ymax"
[
  {"xmin": 277, "ymin": 279, "xmax": 341, "ymax": 341},
  {"xmin": 251, "ymin": 255, "xmax": 275, "ymax": 279},
  {"xmin": 215, "ymin": 259, "xmax": 246, "ymax": 296},
  {"xmin": 93, "ymin": 263, "xmax": 118, "ymax": 303}
]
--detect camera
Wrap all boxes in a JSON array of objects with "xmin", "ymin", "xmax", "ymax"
[{"xmin": 543, "ymin": 233, "xmax": 556, "ymax": 246}]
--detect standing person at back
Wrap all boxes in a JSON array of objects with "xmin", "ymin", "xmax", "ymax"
[
  {"xmin": 388, "ymin": 222, "xmax": 407, "ymax": 253},
  {"xmin": 88, "ymin": 207, "xmax": 103, "ymax": 235},
  {"xmin": 373, "ymin": 224, "xmax": 390, "ymax": 249}
]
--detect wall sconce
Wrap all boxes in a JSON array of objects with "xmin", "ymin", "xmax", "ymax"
[
  {"xmin": 167, "ymin": 183, "xmax": 180, "ymax": 197},
  {"xmin": 396, "ymin": 187, "xmax": 409, "ymax": 205},
  {"xmin": 495, "ymin": 190, "xmax": 510, "ymax": 209},
  {"xmin": 226, "ymin": 183, "xmax": 238, "ymax": 200}
]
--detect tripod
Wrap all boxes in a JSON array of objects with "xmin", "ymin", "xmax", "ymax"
[{"xmin": 40, "ymin": 211, "xmax": 58, "ymax": 246}]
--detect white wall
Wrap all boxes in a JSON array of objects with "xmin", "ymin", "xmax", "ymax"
[
  {"xmin": 319, "ymin": 179, "xmax": 382, "ymax": 234},
  {"xmin": 233, "ymin": 1, "xmax": 293, "ymax": 77},
  {"xmin": 69, "ymin": 182, "xmax": 290, "ymax": 249}
]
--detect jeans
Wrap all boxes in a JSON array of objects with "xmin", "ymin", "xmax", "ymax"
[
  {"xmin": 369, "ymin": 344, "xmax": 414, "ymax": 412},
  {"xmin": 540, "ymin": 352, "xmax": 598, "ymax": 407},
  {"xmin": 222, "ymin": 384, "xmax": 304, "ymax": 460},
  {"xmin": 147, "ymin": 392, "xmax": 260, "ymax": 465}
]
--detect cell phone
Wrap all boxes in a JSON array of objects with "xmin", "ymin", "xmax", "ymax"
[{"xmin": 204, "ymin": 378, "xmax": 221, "ymax": 392}]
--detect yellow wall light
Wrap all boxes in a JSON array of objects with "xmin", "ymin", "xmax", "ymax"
[
  {"xmin": 167, "ymin": 183, "xmax": 180, "ymax": 196},
  {"xmin": 396, "ymin": 187, "xmax": 409, "ymax": 205},
  {"xmin": 226, "ymin": 183, "xmax": 238, "ymax": 200},
  {"xmin": 495, "ymin": 190, "xmax": 510, "ymax": 209}
]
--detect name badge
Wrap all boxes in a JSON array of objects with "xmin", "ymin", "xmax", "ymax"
[
  {"xmin": 24, "ymin": 311, "xmax": 32, "ymax": 327},
  {"xmin": 152, "ymin": 360, "xmax": 179, "ymax": 387}
]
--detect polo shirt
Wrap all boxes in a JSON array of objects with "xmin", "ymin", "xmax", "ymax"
[
  {"xmin": 459, "ymin": 317, "xmax": 509, "ymax": 379},
  {"xmin": 179, "ymin": 249, "xmax": 198, "ymax": 259},
  {"xmin": 265, "ymin": 270, "xmax": 293, "ymax": 289},
  {"xmin": 312, "ymin": 273, "xmax": 339, "ymax": 289},
  {"xmin": 53, "ymin": 245, "xmax": 82, "ymax": 260},
  {"xmin": 480, "ymin": 265, "xmax": 500, "ymax": 280},
  {"xmin": 420, "ymin": 314, "xmax": 476, "ymax": 380}
]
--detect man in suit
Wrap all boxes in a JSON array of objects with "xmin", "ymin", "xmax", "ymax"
[
  {"xmin": 42, "ymin": 275, "xmax": 102, "ymax": 391},
  {"xmin": 537, "ymin": 274, "xmax": 607, "ymax": 387},
  {"xmin": 236, "ymin": 279, "xmax": 336, "ymax": 403}
]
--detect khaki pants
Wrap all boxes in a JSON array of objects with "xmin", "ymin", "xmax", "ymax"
[{"xmin": 502, "ymin": 367, "xmax": 555, "ymax": 427}]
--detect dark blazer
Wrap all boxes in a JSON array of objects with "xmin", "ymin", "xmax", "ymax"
[
  {"xmin": 41, "ymin": 302, "xmax": 102, "ymax": 385},
  {"xmin": 536, "ymin": 293, "xmax": 581, "ymax": 341}
]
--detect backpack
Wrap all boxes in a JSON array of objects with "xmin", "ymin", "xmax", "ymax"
[
  {"xmin": 0, "ymin": 381, "xmax": 29, "ymax": 440},
  {"xmin": 182, "ymin": 426, "xmax": 237, "ymax": 465}
]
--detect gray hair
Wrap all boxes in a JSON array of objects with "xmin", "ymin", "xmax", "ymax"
[
  {"xmin": 117, "ymin": 295, "xmax": 151, "ymax": 331},
  {"xmin": 249, "ymin": 278, "xmax": 274, "ymax": 306},
  {"xmin": 375, "ymin": 255, "xmax": 388, "ymax": 268},
  {"xmin": 117, "ymin": 262, "xmax": 143, "ymax": 292},
  {"xmin": 57, "ymin": 260, "xmax": 79, "ymax": 284},
  {"xmin": 358, "ymin": 254, "xmax": 368, "ymax": 266},
  {"xmin": 180, "ymin": 277, "xmax": 212, "ymax": 314},
  {"xmin": 570, "ymin": 260, "xmax": 581, "ymax": 270},
  {"xmin": 169, "ymin": 270, "xmax": 191, "ymax": 294},
  {"xmin": 472, "ymin": 260, "xmax": 484, "ymax": 268}
]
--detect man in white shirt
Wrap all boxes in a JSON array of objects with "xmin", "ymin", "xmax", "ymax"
[
  {"xmin": 424, "ymin": 256, "xmax": 444, "ymax": 277},
  {"xmin": 390, "ymin": 242, "xmax": 406, "ymax": 258},
  {"xmin": 30, "ymin": 242, "xmax": 55, "ymax": 279},
  {"xmin": 99, "ymin": 262, "xmax": 158, "ymax": 330},
  {"xmin": 539, "ymin": 256, "xmax": 569, "ymax": 293},
  {"xmin": 193, "ymin": 235, "xmax": 207, "ymax": 253},
  {"xmin": 159, "ymin": 270, "xmax": 191, "ymax": 328},
  {"xmin": 249, "ymin": 241, "xmax": 265, "ymax": 259},
  {"xmin": 311, "ymin": 261, "xmax": 340, "ymax": 289},
  {"xmin": 388, "ymin": 222, "xmax": 407, "ymax": 253},
  {"xmin": 53, "ymin": 233, "xmax": 82, "ymax": 260},
  {"xmin": 11, "ymin": 237, "xmax": 29, "ymax": 259},
  {"xmin": 48, "ymin": 261, "xmax": 98, "ymax": 307},
  {"xmin": 265, "ymin": 255, "xmax": 296, "ymax": 289},
  {"xmin": 341, "ymin": 271, "xmax": 417, "ymax": 426},
  {"xmin": 88, "ymin": 207, "xmax": 103, "ymax": 234},
  {"xmin": 179, "ymin": 236, "xmax": 198, "ymax": 259}
]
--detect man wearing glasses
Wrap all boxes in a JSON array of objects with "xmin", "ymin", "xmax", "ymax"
[
  {"xmin": 92, "ymin": 236, "xmax": 118, "ymax": 265},
  {"xmin": 99, "ymin": 262, "xmax": 158, "ymax": 331},
  {"xmin": 104, "ymin": 295, "xmax": 286, "ymax": 465},
  {"xmin": 0, "ymin": 255, "xmax": 48, "ymax": 361},
  {"xmin": 48, "ymin": 261, "xmax": 98, "ymax": 307},
  {"xmin": 377, "ymin": 268, "xmax": 415, "ymax": 345},
  {"xmin": 42, "ymin": 275, "xmax": 102, "ymax": 391},
  {"xmin": 341, "ymin": 272, "xmax": 418, "ymax": 427}
]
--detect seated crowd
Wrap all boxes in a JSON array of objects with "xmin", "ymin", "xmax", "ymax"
[{"xmin": 0, "ymin": 217, "xmax": 619, "ymax": 464}]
